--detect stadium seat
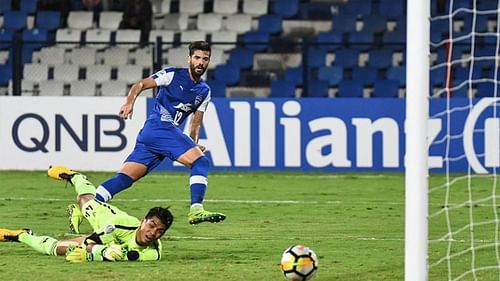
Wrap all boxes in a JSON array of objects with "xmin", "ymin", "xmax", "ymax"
[
  {"xmin": 85, "ymin": 64, "xmax": 112, "ymax": 82},
  {"xmin": 387, "ymin": 66, "xmax": 406, "ymax": 86},
  {"xmin": 362, "ymin": 15, "xmax": 388, "ymax": 33},
  {"xmin": 258, "ymin": 15, "xmax": 283, "ymax": 34},
  {"xmin": 307, "ymin": 80, "xmax": 329, "ymax": 97},
  {"xmin": 339, "ymin": 0, "xmax": 371, "ymax": 16},
  {"xmin": 101, "ymin": 47, "xmax": 129, "ymax": 66},
  {"xmin": 99, "ymin": 11, "xmax": 123, "ymax": 30},
  {"xmin": 318, "ymin": 66, "xmax": 343, "ymax": 86},
  {"xmin": 332, "ymin": 14, "xmax": 357, "ymax": 32},
  {"xmin": 180, "ymin": 30, "xmax": 207, "ymax": 46},
  {"xmin": 352, "ymin": 66, "xmax": 378, "ymax": 86},
  {"xmin": 430, "ymin": 67, "xmax": 446, "ymax": 87},
  {"xmin": 22, "ymin": 28, "xmax": 49, "ymax": 49},
  {"xmin": 213, "ymin": 0, "xmax": 238, "ymax": 15},
  {"xmin": 214, "ymin": 63, "xmax": 240, "ymax": 86},
  {"xmin": 475, "ymin": 82, "xmax": 499, "ymax": 98},
  {"xmin": 37, "ymin": 46, "xmax": 66, "ymax": 65},
  {"xmin": 70, "ymin": 80, "xmax": 96, "ymax": 96},
  {"xmin": 115, "ymin": 29, "xmax": 141, "ymax": 49},
  {"xmin": 207, "ymin": 47, "xmax": 226, "ymax": 69},
  {"xmin": 67, "ymin": 11, "xmax": 93, "ymax": 30},
  {"xmin": 149, "ymin": 30, "xmax": 175, "ymax": 47},
  {"xmin": 117, "ymin": 65, "xmax": 144, "ymax": 83},
  {"xmin": 368, "ymin": 49, "xmax": 393, "ymax": 69},
  {"xmin": 0, "ymin": 0, "xmax": 11, "ymax": 13},
  {"xmin": 272, "ymin": 0, "xmax": 298, "ymax": 18},
  {"xmin": 167, "ymin": 47, "xmax": 187, "ymax": 67},
  {"xmin": 244, "ymin": 31, "xmax": 269, "ymax": 52},
  {"xmin": 56, "ymin": 28, "xmax": 82, "ymax": 48},
  {"xmin": 337, "ymin": 80, "xmax": 364, "ymax": 98},
  {"xmin": 53, "ymin": 64, "xmax": 80, "ymax": 82},
  {"xmin": 373, "ymin": 80, "xmax": 400, "ymax": 97},
  {"xmin": 206, "ymin": 80, "xmax": 227, "ymax": 97},
  {"xmin": 20, "ymin": 0, "xmax": 37, "ymax": 13},
  {"xmin": 38, "ymin": 80, "xmax": 65, "ymax": 96},
  {"xmin": 0, "ymin": 64, "xmax": 12, "ymax": 86},
  {"xmin": 348, "ymin": 31, "xmax": 374, "ymax": 50},
  {"xmin": 197, "ymin": 13, "xmax": 223, "ymax": 32},
  {"xmin": 379, "ymin": 0, "xmax": 405, "ymax": 18},
  {"xmin": 243, "ymin": 0, "xmax": 269, "ymax": 16},
  {"xmin": 179, "ymin": 0, "xmax": 204, "ymax": 15},
  {"xmin": 162, "ymin": 13, "xmax": 189, "ymax": 31},
  {"xmin": 36, "ymin": 11, "xmax": 61, "ymax": 30},
  {"xmin": 316, "ymin": 31, "xmax": 343, "ymax": 51},
  {"xmin": 333, "ymin": 49, "xmax": 359, "ymax": 67},
  {"xmin": 66, "ymin": 47, "xmax": 97, "ymax": 66},
  {"xmin": 210, "ymin": 31, "xmax": 237, "ymax": 51},
  {"xmin": 284, "ymin": 67, "xmax": 304, "ymax": 86},
  {"xmin": 307, "ymin": 48, "xmax": 327, "ymax": 68},
  {"xmin": 85, "ymin": 29, "xmax": 112, "ymax": 48},
  {"xmin": 0, "ymin": 29, "xmax": 14, "ymax": 50},
  {"xmin": 452, "ymin": 66, "xmax": 482, "ymax": 87},
  {"xmin": 3, "ymin": 11, "xmax": 28, "ymax": 31},
  {"xmin": 151, "ymin": 0, "xmax": 171, "ymax": 14},
  {"xmin": 270, "ymin": 80, "xmax": 296, "ymax": 98},
  {"xmin": 20, "ymin": 80, "xmax": 36, "ymax": 95},
  {"xmin": 224, "ymin": 14, "xmax": 252, "ymax": 34},
  {"xmin": 100, "ymin": 80, "xmax": 128, "ymax": 96},
  {"xmin": 382, "ymin": 31, "xmax": 405, "ymax": 47},
  {"xmin": 130, "ymin": 47, "xmax": 154, "ymax": 67},
  {"xmin": 23, "ymin": 63, "xmax": 49, "ymax": 82}
]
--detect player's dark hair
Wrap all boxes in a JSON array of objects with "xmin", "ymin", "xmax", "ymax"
[
  {"xmin": 145, "ymin": 207, "xmax": 174, "ymax": 231},
  {"xmin": 188, "ymin": 41, "xmax": 211, "ymax": 57}
]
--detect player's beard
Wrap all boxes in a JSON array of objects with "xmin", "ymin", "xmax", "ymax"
[{"xmin": 190, "ymin": 63, "xmax": 206, "ymax": 80}]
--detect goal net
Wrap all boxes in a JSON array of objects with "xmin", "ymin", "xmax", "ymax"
[{"xmin": 424, "ymin": 0, "xmax": 500, "ymax": 280}]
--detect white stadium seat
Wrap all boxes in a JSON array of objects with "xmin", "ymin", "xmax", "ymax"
[
  {"xmin": 117, "ymin": 65, "xmax": 144, "ymax": 83},
  {"xmin": 210, "ymin": 30, "xmax": 237, "ymax": 51},
  {"xmin": 100, "ymin": 80, "xmax": 128, "ymax": 96},
  {"xmin": 65, "ymin": 47, "xmax": 97, "ymax": 66},
  {"xmin": 53, "ymin": 64, "xmax": 80, "ymax": 82},
  {"xmin": 115, "ymin": 29, "xmax": 141, "ymax": 49},
  {"xmin": 213, "ymin": 0, "xmax": 238, "ymax": 15},
  {"xmin": 99, "ymin": 11, "xmax": 123, "ymax": 30},
  {"xmin": 243, "ymin": 0, "xmax": 269, "ymax": 16},
  {"xmin": 23, "ymin": 63, "xmax": 48, "ymax": 82},
  {"xmin": 85, "ymin": 64, "xmax": 112, "ymax": 82},
  {"xmin": 179, "ymin": 0, "xmax": 204, "ymax": 15},
  {"xmin": 56, "ymin": 28, "xmax": 82, "ymax": 48},
  {"xmin": 196, "ymin": 13, "xmax": 223, "ymax": 32},
  {"xmin": 85, "ymin": 28, "xmax": 111, "ymax": 48},
  {"xmin": 224, "ymin": 14, "xmax": 252, "ymax": 33},
  {"xmin": 180, "ymin": 30, "xmax": 206, "ymax": 46},
  {"xmin": 38, "ymin": 80, "xmax": 65, "ymax": 96},
  {"xmin": 70, "ymin": 80, "xmax": 96, "ymax": 96},
  {"xmin": 67, "ymin": 11, "xmax": 94, "ymax": 30}
]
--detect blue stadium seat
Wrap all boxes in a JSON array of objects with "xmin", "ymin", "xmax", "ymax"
[
  {"xmin": 331, "ymin": 14, "xmax": 357, "ymax": 32},
  {"xmin": 379, "ymin": 0, "xmax": 404, "ymax": 18},
  {"xmin": 452, "ymin": 66, "xmax": 482, "ymax": 87},
  {"xmin": 387, "ymin": 66, "xmax": 406, "ymax": 86},
  {"xmin": 316, "ymin": 31, "xmax": 343, "ymax": 51},
  {"xmin": 382, "ymin": 31, "xmax": 405, "ymax": 48},
  {"xmin": 206, "ymin": 80, "xmax": 226, "ymax": 97},
  {"xmin": 299, "ymin": 2, "xmax": 334, "ymax": 20},
  {"xmin": 214, "ymin": 63, "xmax": 240, "ymax": 86},
  {"xmin": 0, "ymin": 0, "xmax": 11, "ymax": 12},
  {"xmin": 373, "ymin": 80, "xmax": 399, "ymax": 98},
  {"xmin": 352, "ymin": 66, "xmax": 378, "ymax": 86},
  {"xmin": 270, "ymin": 80, "xmax": 296, "ymax": 98},
  {"xmin": 478, "ymin": 0, "xmax": 498, "ymax": 10},
  {"xmin": 476, "ymin": 82, "xmax": 499, "ymax": 98},
  {"xmin": 258, "ymin": 15, "xmax": 283, "ymax": 34},
  {"xmin": 333, "ymin": 49, "xmax": 359, "ymax": 67},
  {"xmin": 244, "ymin": 31, "xmax": 269, "ymax": 52},
  {"xmin": 337, "ymin": 80, "xmax": 364, "ymax": 98},
  {"xmin": 228, "ymin": 47, "xmax": 254, "ymax": 69},
  {"xmin": 0, "ymin": 64, "xmax": 11, "ymax": 86},
  {"xmin": 36, "ymin": 11, "xmax": 61, "ymax": 30},
  {"xmin": 368, "ymin": 49, "xmax": 393, "ymax": 69},
  {"xmin": 471, "ymin": 48, "xmax": 496, "ymax": 69},
  {"xmin": 430, "ymin": 67, "xmax": 447, "ymax": 87},
  {"xmin": 348, "ymin": 31, "xmax": 374, "ymax": 50},
  {"xmin": 20, "ymin": 0, "xmax": 37, "ymax": 14},
  {"xmin": 3, "ymin": 11, "xmax": 28, "ymax": 31},
  {"xmin": 0, "ymin": 29, "xmax": 15, "ymax": 49},
  {"xmin": 461, "ymin": 14, "xmax": 488, "ymax": 33},
  {"xmin": 284, "ymin": 67, "xmax": 303, "ymax": 86},
  {"xmin": 307, "ymin": 80, "xmax": 329, "ymax": 97},
  {"xmin": 307, "ymin": 48, "xmax": 326, "ymax": 68},
  {"xmin": 22, "ymin": 28, "xmax": 49, "ymax": 49},
  {"xmin": 339, "ymin": 0, "xmax": 371, "ymax": 16},
  {"xmin": 318, "ymin": 66, "xmax": 343, "ymax": 86},
  {"xmin": 272, "ymin": 0, "xmax": 298, "ymax": 18},
  {"xmin": 362, "ymin": 15, "xmax": 387, "ymax": 33}
]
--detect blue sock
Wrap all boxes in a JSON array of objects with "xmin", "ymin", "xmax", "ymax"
[
  {"xmin": 190, "ymin": 156, "xmax": 209, "ymax": 205},
  {"xmin": 95, "ymin": 173, "xmax": 134, "ymax": 202}
]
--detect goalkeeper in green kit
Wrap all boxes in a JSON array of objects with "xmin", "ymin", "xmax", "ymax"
[{"xmin": 0, "ymin": 166, "xmax": 173, "ymax": 262}]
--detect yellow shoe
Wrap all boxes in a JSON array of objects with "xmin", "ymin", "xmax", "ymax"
[
  {"xmin": 67, "ymin": 203, "xmax": 83, "ymax": 234},
  {"xmin": 48, "ymin": 166, "xmax": 77, "ymax": 181},
  {"xmin": 0, "ymin": 228, "xmax": 32, "ymax": 242},
  {"xmin": 187, "ymin": 205, "xmax": 226, "ymax": 225}
]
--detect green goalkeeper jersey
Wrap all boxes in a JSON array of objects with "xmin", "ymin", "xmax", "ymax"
[{"xmin": 82, "ymin": 200, "xmax": 162, "ymax": 261}]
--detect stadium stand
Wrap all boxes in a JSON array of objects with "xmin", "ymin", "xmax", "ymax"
[{"xmin": 0, "ymin": 0, "xmax": 416, "ymax": 98}]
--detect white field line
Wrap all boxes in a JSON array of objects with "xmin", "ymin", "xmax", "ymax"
[{"xmin": 143, "ymin": 173, "xmax": 401, "ymax": 179}]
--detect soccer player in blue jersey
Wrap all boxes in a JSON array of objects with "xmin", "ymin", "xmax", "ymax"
[{"xmin": 66, "ymin": 41, "xmax": 225, "ymax": 233}]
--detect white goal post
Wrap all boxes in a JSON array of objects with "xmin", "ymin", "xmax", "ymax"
[{"xmin": 405, "ymin": 0, "xmax": 429, "ymax": 280}]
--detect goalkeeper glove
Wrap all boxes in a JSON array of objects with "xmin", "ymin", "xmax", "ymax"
[
  {"xmin": 92, "ymin": 244, "xmax": 126, "ymax": 261},
  {"xmin": 65, "ymin": 245, "xmax": 92, "ymax": 262}
]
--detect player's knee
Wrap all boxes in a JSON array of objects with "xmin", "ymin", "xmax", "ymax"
[{"xmin": 191, "ymin": 156, "xmax": 210, "ymax": 177}]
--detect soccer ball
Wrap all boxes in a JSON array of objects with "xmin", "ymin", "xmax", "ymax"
[{"xmin": 280, "ymin": 245, "xmax": 319, "ymax": 281}]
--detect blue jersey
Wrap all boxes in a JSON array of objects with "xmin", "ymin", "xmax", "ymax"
[{"xmin": 150, "ymin": 67, "xmax": 211, "ymax": 126}]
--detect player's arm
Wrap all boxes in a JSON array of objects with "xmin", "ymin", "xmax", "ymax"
[
  {"xmin": 119, "ymin": 77, "xmax": 157, "ymax": 120},
  {"xmin": 189, "ymin": 93, "xmax": 210, "ymax": 151}
]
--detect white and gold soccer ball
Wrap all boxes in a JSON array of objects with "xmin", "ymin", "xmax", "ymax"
[{"xmin": 280, "ymin": 245, "xmax": 319, "ymax": 281}]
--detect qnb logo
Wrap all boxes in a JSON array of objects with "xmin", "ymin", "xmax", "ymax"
[
  {"xmin": 11, "ymin": 113, "xmax": 127, "ymax": 153},
  {"xmin": 173, "ymin": 102, "xmax": 192, "ymax": 112},
  {"xmin": 463, "ymin": 98, "xmax": 500, "ymax": 174}
]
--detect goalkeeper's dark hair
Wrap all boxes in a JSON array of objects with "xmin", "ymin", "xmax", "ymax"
[
  {"xmin": 188, "ymin": 41, "xmax": 211, "ymax": 57},
  {"xmin": 146, "ymin": 207, "xmax": 174, "ymax": 230}
]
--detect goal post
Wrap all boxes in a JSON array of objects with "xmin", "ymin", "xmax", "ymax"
[{"xmin": 405, "ymin": 0, "xmax": 430, "ymax": 280}]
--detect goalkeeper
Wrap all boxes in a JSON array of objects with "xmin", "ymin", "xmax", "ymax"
[{"xmin": 0, "ymin": 166, "xmax": 173, "ymax": 262}]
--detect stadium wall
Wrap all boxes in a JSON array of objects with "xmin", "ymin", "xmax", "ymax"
[{"xmin": 0, "ymin": 96, "xmax": 496, "ymax": 173}]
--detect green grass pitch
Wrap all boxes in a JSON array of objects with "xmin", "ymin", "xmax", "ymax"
[{"xmin": 1, "ymin": 170, "xmax": 495, "ymax": 280}]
